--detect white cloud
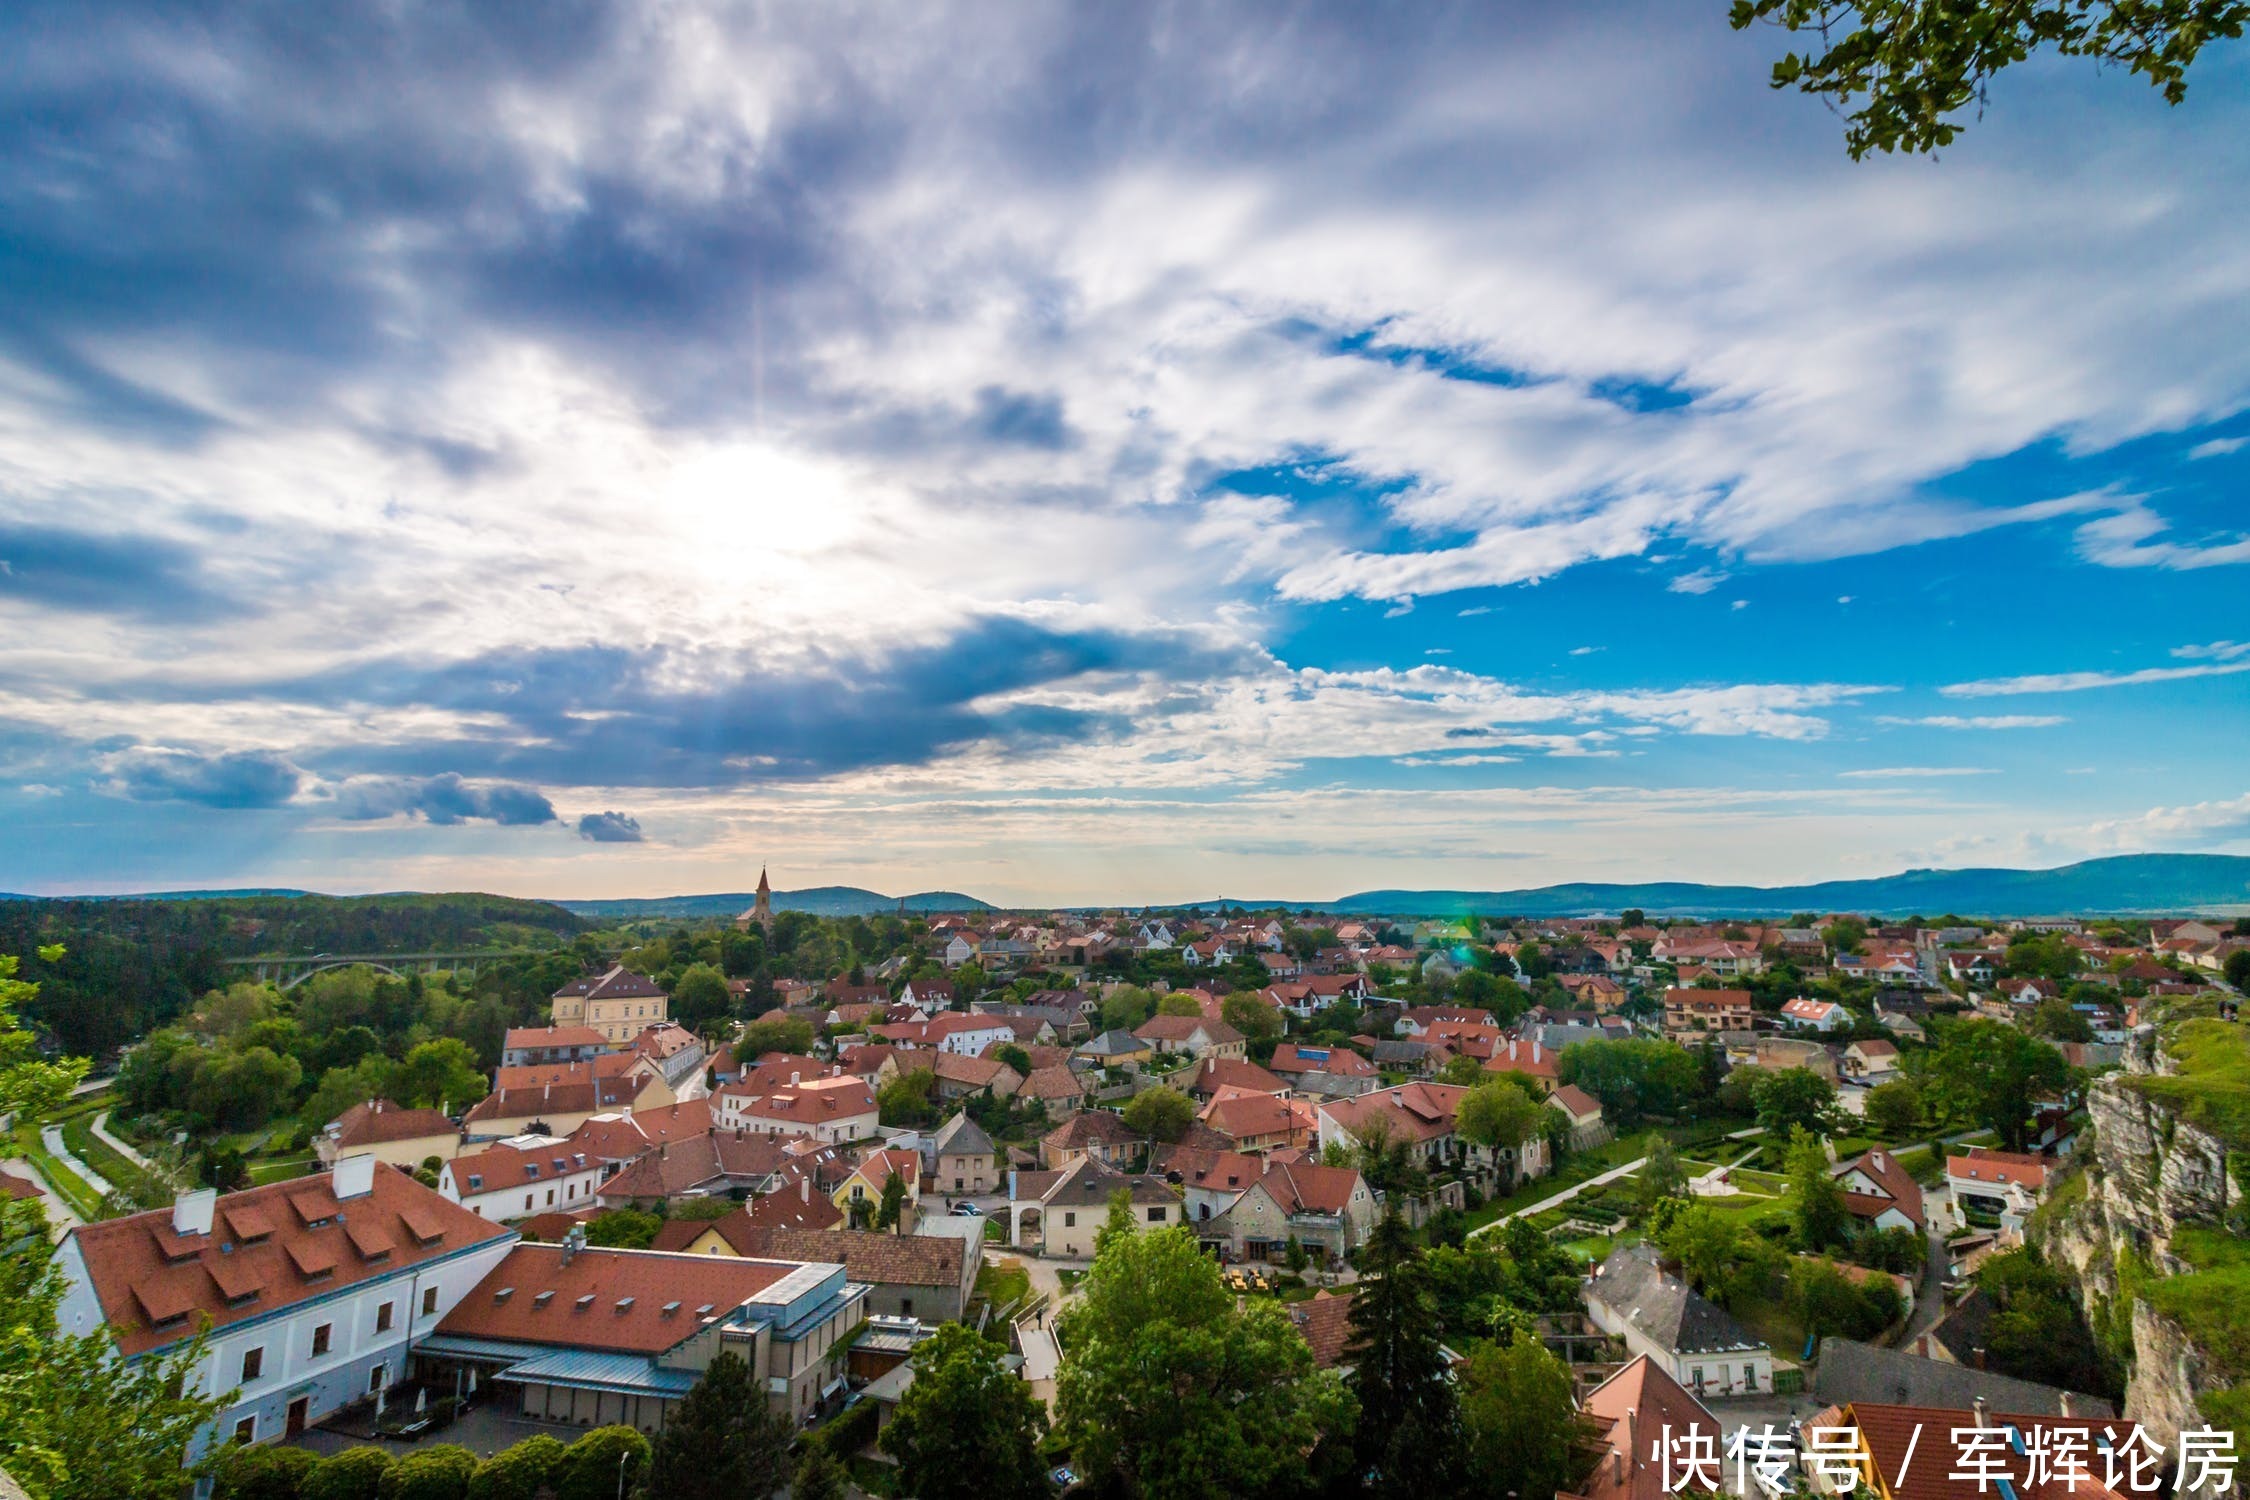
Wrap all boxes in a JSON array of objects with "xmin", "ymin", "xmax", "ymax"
[
  {"xmin": 1569, "ymin": 645, "xmax": 1604, "ymax": 656},
  {"xmin": 1838, "ymin": 767, "xmax": 1997, "ymax": 779},
  {"xmin": 2073, "ymin": 502, "xmax": 2250, "ymax": 571},
  {"xmin": 1668, "ymin": 568, "xmax": 1728, "ymax": 595},
  {"xmin": 2044, "ymin": 790, "xmax": 2250, "ymax": 855},
  {"xmin": 1942, "ymin": 659, "xmax": 2250, "ymax": 697},
  {"xmin": 2172, "ymin": 641, "xmax": 2250, "ymax": 662},
  {"xmin": 1875, "ymin": 715, "xmax": 2067, "ymax": 729},
  {"xmin": 2189, "ymin": 437, "xmax": 2247, "ymax": 459},
  {"xmin": 1730, "ymin": 599, "xmax": 1749, "ymax": 611},
  {"xmin": 1457, "ymin": 606, "xmax": 1492, "ymax": 617}
]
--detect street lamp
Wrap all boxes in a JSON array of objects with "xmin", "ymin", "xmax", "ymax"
[{"xmin": 618, "ymin": 1450, "xmax": 630, "ymax": 1500}]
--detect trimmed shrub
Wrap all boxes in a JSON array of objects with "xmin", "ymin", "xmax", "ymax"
[
  {"xmin": 553, "ymin": 1425, "xmax": 652, "ymax": 1500},
  {"xmin": 466, "ymin": 1435, "xmax": 567, "ymax": 1500},
  {"xmin": 213, "ymin": 1442, "xmax": 319, "ymax": 1500},
  {"xmin": 377, "ymin": 1443, "xmax": 477, "ymax": 1500},
  {"xmin": 302, "ymin": 1446, "xmax": 394, "ymax": 1500}
]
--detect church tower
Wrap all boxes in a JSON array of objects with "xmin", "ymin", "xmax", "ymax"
[
  {"xmin": 752, "ymin": 865, "xmax": 774, "ymax": 938},
  {"xmin": 736, "ymin": 866, "xmax": 776, "ymax": 937}
]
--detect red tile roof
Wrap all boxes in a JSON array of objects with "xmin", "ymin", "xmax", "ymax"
[
  {"xmin": 1571, "ymin": 1356, "xmax": 1724, "ymax": 1500},
  {"xmin": 504, "ymin": 1026, "xmax": 608, "ymax": 1051},
  {"xmin": 1318, "ymin": 1083, "xmax": 1467, "ymax": 1143},
  {"xmin": 1288, "ymin": 1289, "xmax": 1356, "ymax": 1368},
  {"xmin": 1947, "ymin": 1146, "xmax": 2050, "ymax": 1189},
  {"xmin": 438, "ymin": 1243, "xmax": 793, "ymax": 1353},
  {"xmin": 69, "ymin": 1165, "xmax": 508, "ymax": 1357},
  {"xmin": 326, "ymin": 1098, "xmax": 457, "ymax": 1148}
]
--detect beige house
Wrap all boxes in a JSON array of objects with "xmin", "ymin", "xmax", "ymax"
[
  {"xmin": 316, "ymin": 1098, "xmax": 459, "ymax": 1168},
  {"xmin": 1130, "ymin": 1016, "xmax": 1247, "ymax": 1060},
  {"xmin": 1009, "ymin": 1157, "xmax": 1179, "ymax": 1259},
  {"xmin": 931, "ymin": 1114, "xmax": 999, "ymax": 1196},
  {"xmin": 549, "ymin": 965, "xmax": 671, "ymax": 1046},
  {"xmin": 460, "ymin": 1070, "xmax": 671, "ymax": 1142},
  {"xmin": 1212, "ymin": 1163, "xmax": 1377, "ymax": 1263}
]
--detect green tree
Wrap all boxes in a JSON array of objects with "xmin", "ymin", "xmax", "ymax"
[
  {"xmin": 791, "ymin": 1443, "xmax": 846, "ymax": 1500},
  {"xmin": 377, "ymin": 1443, "xmax": 477, "ymax": 1500},
  {"xmin": 551, "ymin": 1427, "xmax": 651, "ymax": 1500},
  {"xmin": 2025, "ymin": 998, "xmax": 2094, "ymax": 1043},
  {"xmin": 300, "ymin": 1055, "xmax": 398, "ymax": 1131},
  {"xmin": 2224, "ymin": 948, "xmax": 2250, "ymax": 991},
  {"xmin": 733, "ymin": 1014, "xmax": 816, "ymax": 1066},
  {"xmin": 302, "ymin": 1448, "xmax": 393, "ymax": 1500},
  {"xmin": 1638, "ymin": 1138, "xmax": 1690, "ymax": 1207},
  {"xmin": 880, "ymin": 1323, "xmax": 1050, "ymax": 1500},
  {"xmin": 1122, "ymin": 1086, "xmax": 1196, "ymax": 1143},
  {"xmin": 1864, "ymin": 1078, "xmax": 1923, "ymax": 1139},
  {"xmin": 1345, "ymin": 1211, "xmax": 1465, "ymax": 1490},
  {"xmin": 876, "ymin": 1169, "xmax": 908, "ymax": 1231},
  {"xmin": 1558, "ymin": 1038, "xmax": 1702, "ymax": 1126},
  {"xmin": 1751, "ymin": 1067, "xmax": 1836, "ymax": 1136},
  {"xmin": 1056, "ymin": 1223, "xmax": 1354, "ymax": 1500},
  {"xmin": 211, "ymin": 1444, "xmax": 318, "ymax": 1500},
  {"xmin": 879, "ymin": 1069, "xmax": 939, "ymax": 1129},
  {"xmin": 1921, "ymin": 1017, "xmax": 2074, "ymax": 1150},
  {"xmin": 1458, "ymin": 1331, "xmax": 1590, "ymax": 1500},
  {"xmin": 1155, "ymin": 992, "xmax": 1202, "ymax": 1017},
  {"xmin": 1437, "ymin": 1054, "xmax": 1486, "ymax": 1086},
  {"xmin": 465, "ymin": 1436, "xmax": 565, "ymax": 1500},
  {"xmin": 1220, "ymin": 992, "xmax": 1284, "ymax": 1044},
  {"xmin": 389, "ymin": 1038, "xmax": 487, "ymax": 1111},
  {"xmin": 1099, "ymin": 986, "xmax": 1157, "ymax": 1032},
  {"xmin": 993, "ymin": 1042, "xmax": 1034, "ymax": 1076},
  {"xmin": 1350, "ymin": 1117, "xmax": 1430, "ymax": 1198},
  {"xmin": 1786, "ymin": 1126, "xmax": 1850, "ymax": 1251},
  {"xmin": 647, "ymin": 1351, "xmax": 794, "ymax": 1500},
  {"xmin": 584, "ymin": 1208, "xmax": 662, "ymax": 1248},
  {"xmin": 671, "ymin": 962, "xmax": 733, "ymax": 1031},
  {"xmin": 0, "ymin": 950, "xmax": 237, "ymax": 1500}
]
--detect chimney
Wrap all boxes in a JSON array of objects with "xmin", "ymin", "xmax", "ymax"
[
  {"xmin": 172, "ymin": 1186, "xmax": 217, "ymax": 1237},
  {"xmin": 333, "ymin": 1152, "xmax": 378, "ymax": 1200},
  {"xmin": 801, "ymin": 1174, "xmax": 811, "ymax": 1203},
  {"xmin": 1618, "ymin": 1408, "xmax": 1634, "ymax": 1484},
  {"xmin": 2058, "ymin": 1393, "xmax": 2074, "ymax": 1418},
  {"xmin": 1972, "ymin": 1396, "xmax": 1990, "ymax": 1428},
  {"xmin": 561, "ymin": 1223, "xmax": 585, "ymax": 1266}
]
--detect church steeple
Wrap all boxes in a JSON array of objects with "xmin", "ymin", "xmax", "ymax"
[{"xmin": 737, "ymin": 866, "xmax": 776, "ymax": 937}]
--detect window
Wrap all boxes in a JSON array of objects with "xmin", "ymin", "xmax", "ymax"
[
  {"xmin": 901, "ymin": 1298, "xmax": 913, "ymax": 1316},
  {"xmin": 1690, "ymin": 1366, "xmax": 1703, "ymax": 1390},
  {"xmin": 240, "ymin": 1346, "xmax": 263, "ymax": 1381},
  {"xmin": 369, "ymin": 1364, "xmax": 386, "ymax": 1395},
  {"xmin": 376, "ymin": 1302, "xmax": 395, "ymax": 1333},
  {"xmin": 1063, "ymin": 1212, "xmax": 1076, "ymax": 1228},
  {"xmin": 422, "ymin": 1287, "xmax": 438, "ymax": 1317},
  {"xmin": 1146, "ymin": 1206, "xmax": 1166, "ymax": 1222},
  {"xmin": 233, "ymin": 1416, "xmax": 256, "ymax": 1445},
  {"xmin": 312, "ymin": 1323, "xmax": 332, "ymax": 1356}
]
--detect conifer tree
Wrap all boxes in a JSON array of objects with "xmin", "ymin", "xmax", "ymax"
[
  {"xmin": 646, "ymin": 1351, "xmax": 793, "ymax": 1500},
  {"xmin": 1343, "ymin": 1209, "xmax": 1465, "ymax": 1491}
]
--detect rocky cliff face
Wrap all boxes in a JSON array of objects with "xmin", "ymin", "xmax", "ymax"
[{"xmin": 2035, "ymin": 1028, "xmax": 2236, "ymax": 1466}]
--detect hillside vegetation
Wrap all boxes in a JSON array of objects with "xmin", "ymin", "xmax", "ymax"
[{"xmin": 1, "ymin": 893, "xmax": 585, "ymax": 1058}]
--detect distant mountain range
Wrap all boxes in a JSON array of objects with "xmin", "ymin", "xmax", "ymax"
[
  {"xmin": 5, "ymin": 853, "xmax": 2244, "ymax": 920},
  {"xmin": 1195, "ymin": 854, "xmax": 2250, "ymax": 919},
  {"xmin": 553, "ymin": 886, "xmax": 996, "ymax": 919}
]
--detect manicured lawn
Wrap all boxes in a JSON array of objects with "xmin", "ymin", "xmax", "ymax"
[
  {"xmin": 9, "ymin": 1123, "xmax": 107, "ymax": 1221},
  {"xmin": 976, "ymin": 1259, "xmax": 1032, "ymax": 1311},
  {"xmin": 249, "ymin": 1157, "xmax": 315, "ymax": 1185},
  {"xmin": 60, "ymin": 1116, "xmax": 172, "ymax": 1208}
]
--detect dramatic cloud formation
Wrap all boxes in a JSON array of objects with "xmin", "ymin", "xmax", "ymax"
[{"xmin": 1, "ymin": 0, "xmax": 2246, "ymax": 898}]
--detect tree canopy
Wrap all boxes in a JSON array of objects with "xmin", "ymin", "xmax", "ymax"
[
  {"xmin": 1055, "ymin": 1222, "xmax": 1353, "ymax": 1500},
  {"xmin": 1737, "ymin": 0, "xmax": 2237, "ymax": 159},
  {"xmin": 881, "ymin": 1323, "xmax": 1050, "ymax": 1500}
]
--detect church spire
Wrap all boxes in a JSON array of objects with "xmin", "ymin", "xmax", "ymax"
[{"xmin": 752, "ymin": 866, "xmax": 774, "ymax": 938}]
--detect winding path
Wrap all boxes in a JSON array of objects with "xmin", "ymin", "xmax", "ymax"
[
  {"xmin": 91, "ymin": 1111, "xmax": 158, "ymax": 1171},
  {"xmin": 39, "ymin": 1124, "xmax": 114, "ymax": 1198}
]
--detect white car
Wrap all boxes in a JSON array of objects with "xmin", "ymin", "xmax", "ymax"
[{"xmin": 951, "ymin": 1201, "xmax": 985, "ymax": 1216}]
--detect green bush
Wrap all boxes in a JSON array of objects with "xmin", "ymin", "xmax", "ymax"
[
  {"xmin": 377, "ymin": 1443, "xmax": 477, "ymax": 1500},
  {"xmin": 214, "ymin": 1442, "xmax": 319, "ymax": 1500},
  {"xmin": 466, "ymin": 1435, "xmax": 566, "ymax": 1500},
  {"xmin": 302, "ymin": 1446, "xmax": 395, "ymax": 1500},
  {"xmin": 820, "ymin": 1397, "xmax": 881, "ymax": 1456},
  {"xmin": 553, "ymin": 1425, "xmax": 652, "ymax": 1500}
]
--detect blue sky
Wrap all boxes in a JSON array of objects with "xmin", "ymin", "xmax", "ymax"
[{"xmin": 1, "ymin": 1, "xmax": 2247, "ymax": 905}]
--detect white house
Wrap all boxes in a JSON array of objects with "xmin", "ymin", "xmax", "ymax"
[
  {"xmin": 439, "ymin": 1137, "xmax": 607, "ymax": 1221},
  {"xmin": 1946, "ymin": 1147, "xmax": 2051, "ymax": 1233},
  {"xmin": 1842, "ymin": 1038, "xmax": 1901, "ymax": 1082},
  {"xmin": 1585, "ymin": 1243, "xmax": 1773, "ymax": 1398},
  {"xmin": 51, "ymin": 1156, "xmax": 515, "ymax": 1466},
  {"xmin": 1779, "ymin": 997, "xmax": 1848, "ymax": 1032}
]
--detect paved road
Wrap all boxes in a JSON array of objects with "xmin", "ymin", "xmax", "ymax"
[
  {"xmin": 92, "ymin": 1111, "xmax": 158, "ymax": 1171},
  {"xmin": 1, "ymin": 1154, "xmax": 83, "ymax": 1234},
  {"xmin": 40, "ymin": 1124, "xmax": 113, "ymax": 1198}
]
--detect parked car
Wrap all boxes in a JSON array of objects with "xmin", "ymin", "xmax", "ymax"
[
  {"xmin": 1048, "ymin": 1467, "xmax": 1079, "ymax": 1492},
  {"xmin": 952, "ymin": 1201, "xmax": 985, "ymax": 1216}
]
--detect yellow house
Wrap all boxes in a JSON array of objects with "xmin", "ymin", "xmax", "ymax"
[
  {"xmin": 832, "ymin": 1147, "xmax": 922, "ymax": 1221},
  {"xmin": 549, "ymin": 965, "xmax": 670, "ymax": 1046}
]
